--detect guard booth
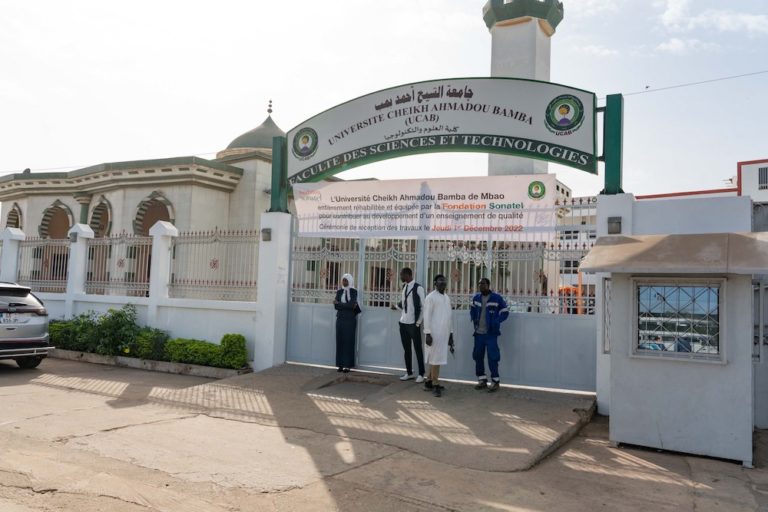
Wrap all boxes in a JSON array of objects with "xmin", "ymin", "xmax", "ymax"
[
  {"xmin": 265, "ymin": 77, "xmax": 624, "ymax": 392},
  {"xmin": 581, "ymin": 233, "xmax": 768, "ymax": 467}
]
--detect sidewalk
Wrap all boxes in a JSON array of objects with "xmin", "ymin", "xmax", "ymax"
[{"xmin": 0, "ymin": 358, "xmax": 766, "ymax": 511}]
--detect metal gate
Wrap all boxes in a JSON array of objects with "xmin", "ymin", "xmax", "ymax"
[{"xmin": 287, "ymin": 197, "xmax": 598, "ymax": 392}]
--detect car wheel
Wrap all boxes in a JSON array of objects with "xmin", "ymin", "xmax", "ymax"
[{"xmin": 15, "ymin": 356, "xmax": 44, "ymax": 369}]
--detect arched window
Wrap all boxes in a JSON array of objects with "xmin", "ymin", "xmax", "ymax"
[
  {"xmin": 5, "ymin": 203, "xmax": 22, "ymax": 229},
  {"xmin": 133, "ymin": 192, "xmax": 175, "ymax": 236},
  {"xmin": 39, "ymin": 201, "xmax": 74, "ymax": 239},
  {"xmin": 89, "ymin": 197, "xmax": 112, "ymax": 237}
]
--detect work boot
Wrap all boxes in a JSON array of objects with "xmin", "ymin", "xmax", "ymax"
[
  {"xmin": 432, "ymin": 385, "xmax": 442, "ymax": 397},
  {"xmin": 488, "ymin": 381, "xmax": 500, "ymax": 393},
  {"xmin": 475, "ymin": 379, "xmax": 488, "ymax": 390},
  {"xmin": 423, "ymin": 380, "xmax": 433, "ymax": 390}
]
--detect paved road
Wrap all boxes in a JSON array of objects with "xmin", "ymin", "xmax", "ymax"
[{"xmin": 0, "ymin": 358, "xmax": 766, "ymax": 511}]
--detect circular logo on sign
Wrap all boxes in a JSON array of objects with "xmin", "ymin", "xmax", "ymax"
[
  {"xmin": 545, "ymin": 95, "xmax": 585, "ymax": 133},
  {"xmin": 528, "ymin": 181, "xmax": 546, "ymax": 200},
  {"xmin": 292, "ymin": 127, "xmax": 319, "ymax": 160}
]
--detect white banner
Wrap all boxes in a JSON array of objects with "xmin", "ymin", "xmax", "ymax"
[
  {"xmin": 294, "ymin": 175, "xmax": 557, "ymax": 240},
  {"xmin": 287, "ymin": 78, "xmax": 596, "ymax": 184}
]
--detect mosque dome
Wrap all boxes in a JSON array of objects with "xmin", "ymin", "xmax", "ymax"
[{"xmin": 218, "ymin": 101, "xmax": 285, "ymax": 159}]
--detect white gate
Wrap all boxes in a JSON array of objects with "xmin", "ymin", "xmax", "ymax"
[{"xmin": 287, "ymin": 198, "xmax": 598, "ymax": 392}]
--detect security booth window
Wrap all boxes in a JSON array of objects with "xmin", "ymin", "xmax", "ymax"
[{"xmin": 634, "ymin": 280, "xmax": 723, "ymax": 361}]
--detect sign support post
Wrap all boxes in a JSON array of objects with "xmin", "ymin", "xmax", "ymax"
[
  {"xmin": 270, "ymin": 136, "xmax": 289, "ymax": 213},
  {"xmin": 601, "ymin": 94, "xmax": 624, "ymax": 195}
]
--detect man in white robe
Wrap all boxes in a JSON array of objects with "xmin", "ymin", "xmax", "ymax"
[{"xmin": 423, "ymin": 274, "xmax": 454, "ymax": 397}]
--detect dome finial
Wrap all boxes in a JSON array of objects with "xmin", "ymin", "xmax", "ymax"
[{"xmin": 267, "ymin": 99, "xmax": 273, "ymax": 115}]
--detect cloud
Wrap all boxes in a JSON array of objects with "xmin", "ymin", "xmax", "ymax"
[
  {"xmin": 657, "ymin": 0, "xmax": 691, "ymax": 30},
  {"xmin": 655, "ymin": 37, "xmax": 720, "ymax": 55},
  {"xmin": 571, "ymin": 44, "xmax": 619, "ymax": 57},
  {"xmin": 690, "ymin": 9, "xmax": 768, "ymax": 35},
  {"xmin": 566, "ymin": 0, "xmax": 623, "ymax": 18},
  {"xmin": 656, "ymin": 0, "xmax": 768, "ymax": 35}
]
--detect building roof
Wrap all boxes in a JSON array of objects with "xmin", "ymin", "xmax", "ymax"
[
  {"xmin": 0, "ymin": 156, "xmax": 244, "ymax": 201},
  {"xmin": 580, "ymin": 233, "xmax": 768, "ymax": 275},
  {"xmin": 226, "ymin": 115, "xmax": 285, "ymax": 151}
]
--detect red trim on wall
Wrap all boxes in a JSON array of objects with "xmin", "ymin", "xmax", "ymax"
[
  {"xmin": 737, "ymin": 158, "xmax": 768, "ymax": 196},
  {"xmin": 636, "ymin": 188, "xmax": 738, "ymax": 200}
]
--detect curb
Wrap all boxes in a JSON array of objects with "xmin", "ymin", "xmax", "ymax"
[{"xmin": 50, "ymin": 349, "xmax": 253, "ymax": 379}]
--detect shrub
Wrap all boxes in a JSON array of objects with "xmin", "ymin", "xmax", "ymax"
[
  {"xmin": 220, "ymin": 334, "xmax": 248, "ymax": 369},
  {"xmin": 49, "ymin": 320, "xmax": 76, "ymax": 348},
  {"xmin": 165, "ymin": 338, "xmax": 222, "ymax": 367},
  {"xmin": 135, "ymin": 327, "xmax": 170, "ymax": 361},
  {"xmin": 94, "ymin": 304, "xmax": 140, "ymax": 356}
]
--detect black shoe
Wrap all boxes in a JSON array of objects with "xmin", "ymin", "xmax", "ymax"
[
  {"xmin": 488, "ymin": 381, "xmax": 500, "ymax": 393},
  {"xmin": 432, "ymin": 386, "xmax": 442, "ymax": 397},
  {"xmin": 423, "ymin": 380, "xmax": 433, "ymax": 390},
  {"xmin": 337, "ymin": 367, "xmax": 343, "ymax": 373},
  {"xmin": 475, "ymin": 380, "xmax": 488, "ymax": 390},
  {"xmin": 342, "ymin": 368, "xmax": 350, "ymax": 373}
]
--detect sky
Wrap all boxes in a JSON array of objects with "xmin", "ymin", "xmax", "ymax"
[{"xmin": 1, "ymin": 0, "xmax": 766, "ymax": 198}]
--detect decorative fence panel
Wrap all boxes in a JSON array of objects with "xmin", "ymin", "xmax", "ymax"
[
  {"xmin": 291, "ymin": 236, "xmax": 361, "ymax": 304},
  {"xmin": 290, "ymin": 196, "xmax": 597, "ymax": 316},
  {"xmin": 85, "ymin": 233, "xmax": 152, "ymax": 296},
  {"xmin": 169, "ymin": 229, "xmax": 259, "ymax": 301},
  {"xmin": 16, "ymin": 237, "xmax": 71, "ymax": 293}
]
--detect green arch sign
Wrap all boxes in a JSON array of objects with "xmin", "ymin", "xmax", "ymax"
[{"xmin": 286, "ymin": 77, "xmax": 597, "ymax": 185}]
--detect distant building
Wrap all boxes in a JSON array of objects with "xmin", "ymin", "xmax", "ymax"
[{"xmin": 0, "ymin": 107, "xmax": 284, "ymax": 238}]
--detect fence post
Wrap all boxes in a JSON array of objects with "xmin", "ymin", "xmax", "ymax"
[
  {"xmin": 0, "ymin": 228, "xmax": 26, "ymax": 283},
  {"xmin": 254, "ymin": 212, "xmax": 292, "ymax": 371},
  {"xmin": 65, "ymin": 224, "xmax": 95, "ymax": 318},
  {"xmin": 147, "ymin": 221, "xmax": 179, "ymax": 327}
]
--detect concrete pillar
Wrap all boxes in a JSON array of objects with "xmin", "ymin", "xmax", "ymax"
[
  {"xmin": 65, "ymin": 224, "xmax": 95, "ymax": 318},
  {"xmin": 254, "ymin": 212, "xmax": 292, "ymax": 372},
  {"xmin": 147, "ymin": 221, "xmax": 179, "ymax": 326},
  {"xmin": 73, "ymin": 193, "xmax": 93, "ymax": 225},
  {"xmin": 594, "ymin": 193, "xmax": 635, "ymax": 415},
  {"xmin": 0, "ymin": 228, "xmax": 26, "ymax": 283}
]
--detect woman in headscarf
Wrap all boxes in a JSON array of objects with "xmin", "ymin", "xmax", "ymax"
[{"xmin": 334, "ymin": 273, "xmax": 360, "ymax": 372}]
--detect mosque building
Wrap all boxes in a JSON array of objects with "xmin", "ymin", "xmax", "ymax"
[{"xmin": 0, "ymin": 104, "xmax": 285, "ymax": 238}]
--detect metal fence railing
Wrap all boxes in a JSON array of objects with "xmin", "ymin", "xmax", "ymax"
[
  {"xmin": 170, "ymin": 228, "xmax": 259, "ymax": 301},
  {"xmin": 16, "ymin": 237, "xmax": 71, "ymax": 293},
  {"xmin": 85, "ymin": 233, "xmax": 152, "ymax": 296},
  {"xmin": 290, "ymin": 197, "xmax": 597, "ymax": 315}
]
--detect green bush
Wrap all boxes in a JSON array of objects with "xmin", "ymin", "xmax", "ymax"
[
  {"xmin": 49, "ymin": 320, "xmax": 76, "ymax": 348},
  {"xmin": 95, "ymin": 304, "xmax": 140, "ymax": 356},
  {"xmin": 50, "ymin": 312, "xmax": 101, "ymax": 352},
  {"xmin": 135, "ymin": 327, "xmax": 170, "ymax": 361},
  {"xmin": 220, "ymin": 333, "xmax": 248, "ymax": 369},
  {"xmin": 50, "ymin": 308, "xmax": 248, "ymax": 369},
  {"xmin": 165, "ymin": 338, "xmax": 222, "ymax": 367}
]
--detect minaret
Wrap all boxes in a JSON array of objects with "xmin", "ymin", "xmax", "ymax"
[{"xmin": 483, "ymin": 0, "xmax": 564, "ymax": 176}]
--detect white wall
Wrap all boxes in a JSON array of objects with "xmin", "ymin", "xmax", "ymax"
[
  {"xmin": 227, "ymin": 158, "xmax": 273, "ymax": 229},
  {"xmin": 740, "ymin": 161, "xmax": 768, "ymax": 203},
  {"xmin": 634, "ymin": 196, "xmax": 752, "ymax": 234},
  {"xmin": 608, "ymin": 274, "xmax": 753, "ymax": 466},
  {"xmin": 37, "ymin": 293, "xmax": 261, "ymax": 361}
]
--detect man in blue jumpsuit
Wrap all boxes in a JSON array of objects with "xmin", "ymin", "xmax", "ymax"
[{"xmin": 470, "ymin": 278, "xmax": 510, "ymax": 392}]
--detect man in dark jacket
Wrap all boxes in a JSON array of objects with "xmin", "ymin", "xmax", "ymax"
[{"xmin": 469, "ymin": 278, "xmax": 509, "ymax": 392}]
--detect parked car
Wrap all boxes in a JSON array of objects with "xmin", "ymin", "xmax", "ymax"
[{"xmin": 0, "ymin": 283, "xmax": 51, "ymax": 369}]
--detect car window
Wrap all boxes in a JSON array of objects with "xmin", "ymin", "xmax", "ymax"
[{"xmin": 0, "ymin": 287, "xmax": 43, "ymax": 307}]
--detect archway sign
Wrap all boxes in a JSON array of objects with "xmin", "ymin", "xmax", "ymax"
[{"xmin": 270, "ymin": 78, "xmax": 623, "ymax": 212}]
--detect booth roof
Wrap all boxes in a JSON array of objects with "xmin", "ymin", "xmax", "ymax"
[{"xmin": 580, "ymin": 233, "xmax": 768, "ymax": 275}]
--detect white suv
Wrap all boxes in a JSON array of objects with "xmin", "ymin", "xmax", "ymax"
[{"xmin": 0, "ymin": 283, "xmax": 51, "ymax": 369}]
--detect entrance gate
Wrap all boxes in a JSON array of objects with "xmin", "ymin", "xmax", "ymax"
[
  {"xmin": 287, "ymin": 197, "xmax": 598, "ymax": 391},
  {"xmin": 276, "ymin": 77, "xmax": 623, "ymax": 392}
]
